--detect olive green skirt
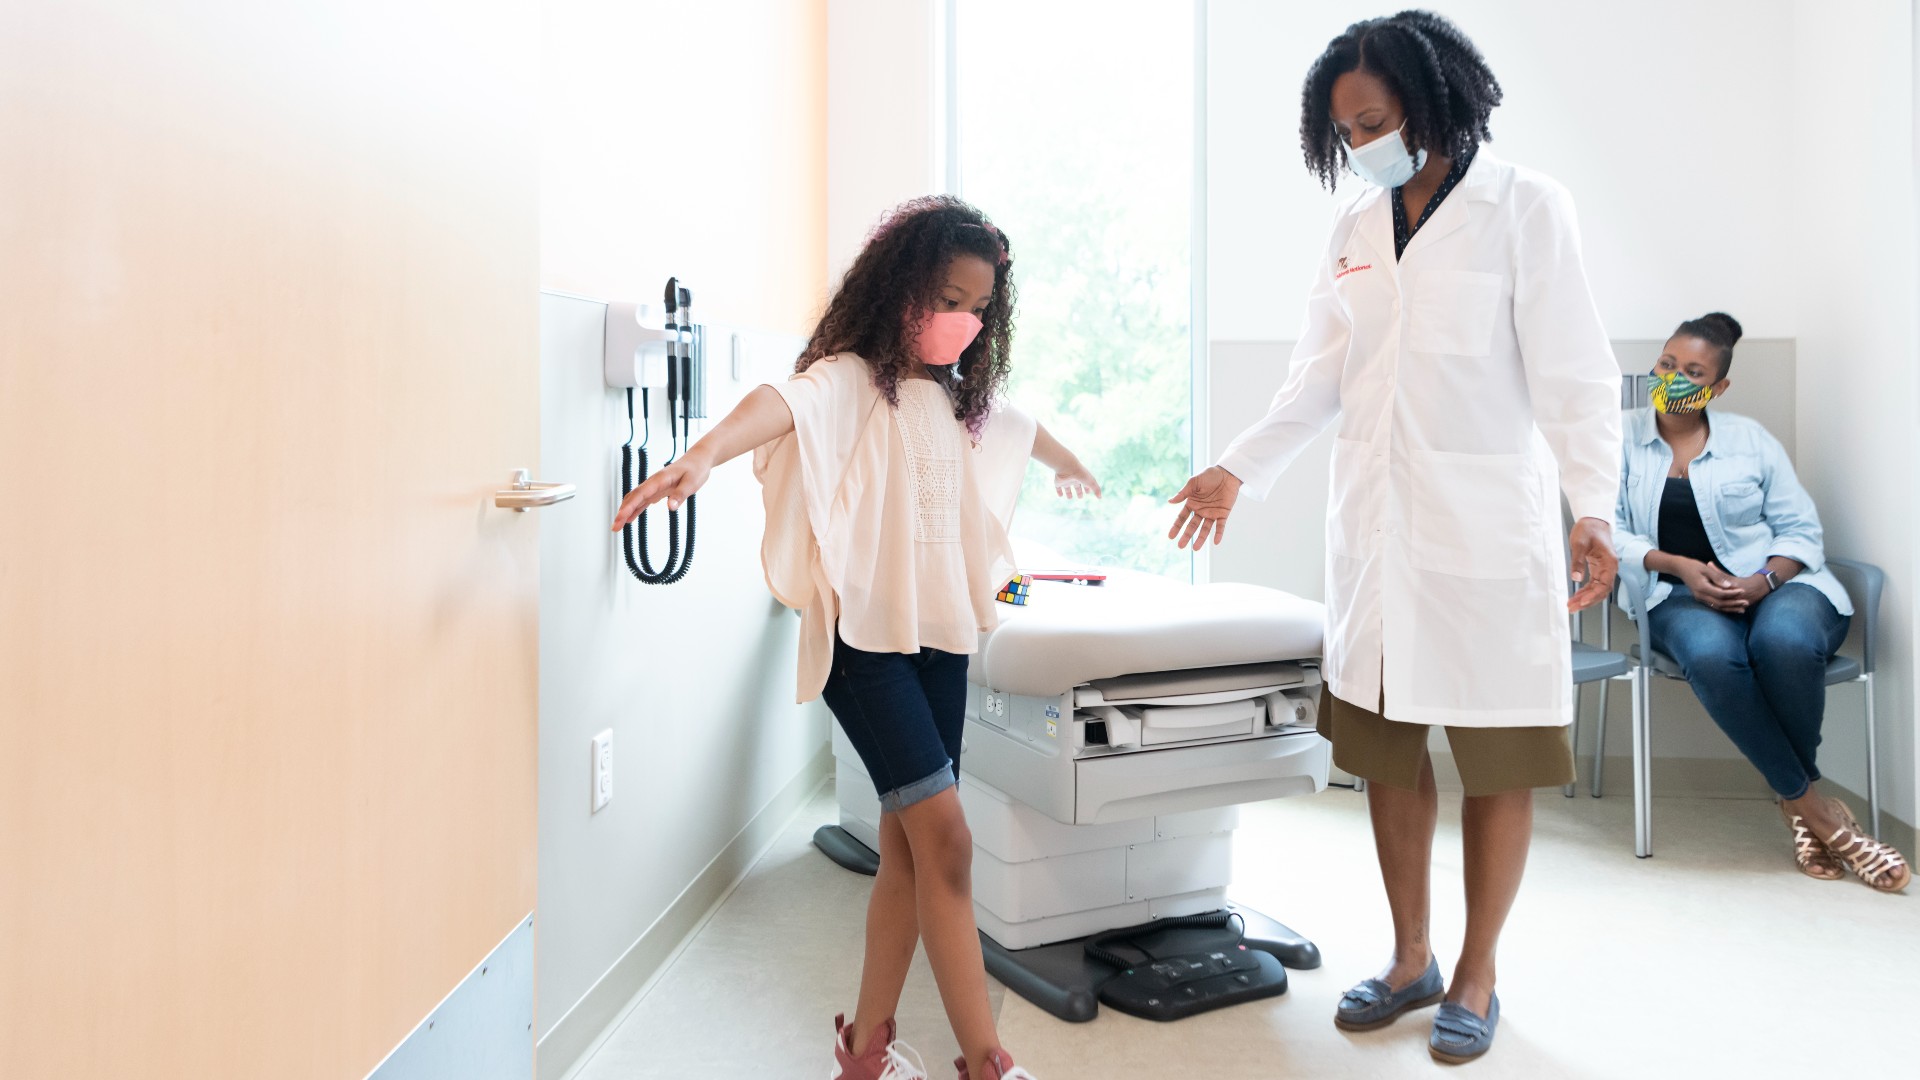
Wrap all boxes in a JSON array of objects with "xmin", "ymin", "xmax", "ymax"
[{"xmin": 1317, "ymin": 687, "xmax": 1575, "ymax": 796}]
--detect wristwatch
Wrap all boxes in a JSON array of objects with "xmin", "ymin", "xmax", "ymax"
[{"xmin": 1761, "ymin": 569, "xmax": 1780, "ymax": 592}]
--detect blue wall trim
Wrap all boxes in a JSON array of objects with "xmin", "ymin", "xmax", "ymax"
[{"xmin": 368, "ymin": 914, "xmax": 536, "ymax": 1080}]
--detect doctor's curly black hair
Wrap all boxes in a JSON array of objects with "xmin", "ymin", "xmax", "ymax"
[
  {"xmin": 797, "ymin": 195, "xmax": 1015, "ymax": 439},
  {"xmin": 1300, "ymin": 10, "xmax": 1503, "ymax": 191}
]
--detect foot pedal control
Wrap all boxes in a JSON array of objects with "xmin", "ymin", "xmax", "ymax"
[
  {"xmin": 1098, "ymin": 944, "xmax": 1288, "ymax": 1021},
  {"xmin": 1084, "ymin": 912, "xmax": 1290, "ymax": 1021}
]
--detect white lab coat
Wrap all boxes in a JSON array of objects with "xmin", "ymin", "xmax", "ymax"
[{"xmin": 1218, "ymin": 151, "xmax": 1620, "ymax": 728}]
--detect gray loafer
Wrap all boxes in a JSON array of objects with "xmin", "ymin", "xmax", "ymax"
[
  {"xmin": 1429, "ymin": 992, "xmax": 1500, "ymax": 1064},
  {"xmin": 1333, "ymin": 957, "xmax": 1444, "ymax": 1031}
]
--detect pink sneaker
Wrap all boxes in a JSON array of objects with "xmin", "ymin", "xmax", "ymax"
[
  {"xmin": 832, "ymin": 1014, "xmax": 929, "ymax": 1080},
  {"xmin": 954, "ymin": 1049, "xmax": 1039, "ymax": 1080}
]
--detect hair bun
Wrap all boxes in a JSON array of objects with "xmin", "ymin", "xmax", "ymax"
[{"xmin": 1701, "ymin": 312, "xmax": 1744, "ymax": 345}]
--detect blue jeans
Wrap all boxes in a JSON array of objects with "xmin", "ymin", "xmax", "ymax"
[
  {"xmin": 819, "ymin": 635, "xmax": 970, "ymax": 813},
  {"xmin": 1646, "ymin": 582, "xmax": 1849, "ymax": 799}
]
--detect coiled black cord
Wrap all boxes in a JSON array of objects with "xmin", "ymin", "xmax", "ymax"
[
  {"xmin": 620, "ymin": 387, "xmax": 696, "ymax": 585},
  {"xmin": 1083, "ymin": 910, "xmax": 1247, "ymax": 973}
]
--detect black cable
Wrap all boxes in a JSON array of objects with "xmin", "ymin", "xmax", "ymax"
[
  {"xmin": 678, "ymin": 286, "xmax": 694, "ymax": 449},
  {"xmin": 1083, "ymin": 911, "xmax": 1248, "ymax": 973},
  {"xmin": 665, "ymin": 277, "xmax": 682, "ymax": 461},
  {"xmin": 619, "ymin": 382, "xmax": 696, "ymax": 585}
]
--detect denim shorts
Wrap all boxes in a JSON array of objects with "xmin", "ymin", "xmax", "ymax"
[{"xmin": 820, "ymin": 634, "xmax": 969, "ymax": 813}]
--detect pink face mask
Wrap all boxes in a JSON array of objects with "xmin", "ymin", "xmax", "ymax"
[{"xmin": 912, "ymin": 311, "xmax": 983, "ymax": 368}]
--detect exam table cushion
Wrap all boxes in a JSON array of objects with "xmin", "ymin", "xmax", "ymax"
[{"xmin": 972, "ymin": 575, "xmax": 1325, "ymax": 698}]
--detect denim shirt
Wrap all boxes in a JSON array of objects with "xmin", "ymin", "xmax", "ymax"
[{"xmin": 1614, "ymin": 408, "xmax": 1852, "ymax": 617}]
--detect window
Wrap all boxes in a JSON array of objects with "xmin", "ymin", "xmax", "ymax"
[{"xmin": 953, "ymin": 0, "xmax": 1195, "ymax": 578}]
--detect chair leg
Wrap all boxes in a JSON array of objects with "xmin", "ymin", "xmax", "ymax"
[
  {"xmin": 1563, "ymin": 683, "xmax": 1581, "ymax": 798},
  {"xmin": 1863, "ymin": 672, "xmax": 1879, "ymax": 838},
  {"xmin": 1593, "ymin": 609, "xmax": 1613, "ymax": 799},
  {"xmin": 1591, "ymin": 676, "xmax": 1610, "ymax": 798},
  {"xmin": 1632, "ymin": 666, "xmax": 1653, "ymax": 858}
]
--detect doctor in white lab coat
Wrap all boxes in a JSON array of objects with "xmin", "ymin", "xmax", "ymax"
[{"xmin": 1168, "ymin": 12, "xmax": 1620, "ymax": 1064}]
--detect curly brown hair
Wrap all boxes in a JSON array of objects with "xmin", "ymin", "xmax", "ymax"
[{"xmin": 797, "ymin": 195, "xmax": 1015, "ymax": 438}]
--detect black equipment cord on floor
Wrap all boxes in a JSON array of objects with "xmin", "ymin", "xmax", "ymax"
[{"xmin": 1083, "ymin": 910, "xmax": 1248, "ymax": 976}]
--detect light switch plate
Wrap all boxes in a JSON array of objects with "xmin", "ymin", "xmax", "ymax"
[{"xmin": 590, "ymin": 729, "xmax": 613, "ymax": 813}]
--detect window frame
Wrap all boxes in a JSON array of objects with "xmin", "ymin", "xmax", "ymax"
[{"xmin": 940, "ymin": 0, "xmax": 1211, "ymax": 582}]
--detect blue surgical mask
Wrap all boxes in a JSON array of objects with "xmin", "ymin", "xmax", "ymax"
[{"xmin": 1345, "ymin": 123, "xmax": 1427, "ymax": 189}]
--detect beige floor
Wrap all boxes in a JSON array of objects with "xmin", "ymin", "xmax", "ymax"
[{"xmin": 579, "ymin": 782, "xmax": 1914, "ymax": 1079}]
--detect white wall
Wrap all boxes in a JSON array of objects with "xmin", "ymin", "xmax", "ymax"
[
  {"xmin": 1209, "ymin": 0, "xmax": 1799, "ymax": 342},
  {"xmin": 536, "ymin": 3, "xmax": 831, "ymax": 1076},
  {"xmin": 1789, "ymin": 0, "xmax": 1918, "ymax": 833},
  {"xmin": 1913, "ymin": 0, "xmax": 1920, "ymax": 848},
  {"xmin": 542, "ymin": 2, "xmax": 830, "ymax": 333},
  {"xmin": 826, "ymin": 0, "xmax": 943, "ymax": 280}
]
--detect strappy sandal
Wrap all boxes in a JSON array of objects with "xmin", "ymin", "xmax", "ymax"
[
  {"xmin": 1824, "ymin": 798, "xmax": 1911, "ymax": 893},
  {"xmin": 1779, "ymin": 800, "xmax": 1844, "ymax": 880}
]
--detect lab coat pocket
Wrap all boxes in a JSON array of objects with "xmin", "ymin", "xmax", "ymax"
[
  {"xmin": 1410, "ymin": 450, "xmax": 1538, "ymax": 580},
  {"xmin": 1408, "ymin": 270, "xmax": 1502, "ymax": 357},
  {"xmin": 1327, "ymin": 437, "xmax": 1379, "ymax": 559}
]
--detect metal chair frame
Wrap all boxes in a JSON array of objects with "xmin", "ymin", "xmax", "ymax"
[{"xmin": 1583, "ymin": 558, "xmax": 1882, "ymax": 858}]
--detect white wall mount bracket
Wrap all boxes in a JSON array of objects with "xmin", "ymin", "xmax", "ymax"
[{"xmin": 603, "ymin": 301, "xmax": 677, "ymax": 389}]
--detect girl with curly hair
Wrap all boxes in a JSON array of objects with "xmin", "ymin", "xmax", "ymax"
[{"xmin": 614, "ymin": 195, "xmax": 1092, "ymax": 1080}]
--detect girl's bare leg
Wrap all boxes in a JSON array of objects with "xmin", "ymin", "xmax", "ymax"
[
  {"xmin": 896, "ymin": 787, "xmax": 1000, "ymax": 1077},
  {"xmin": 849, "ymin": 810, "xmax": 920, "ymax": 1052}
]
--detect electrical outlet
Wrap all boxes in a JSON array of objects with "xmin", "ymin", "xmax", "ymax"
[{"xmin": 590, "ymin": 729, "xmax": 613, "ymax": 813}]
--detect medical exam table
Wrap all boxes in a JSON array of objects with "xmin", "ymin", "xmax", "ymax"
[{"xmin": 815, "ymin": 572, "xmax": 1331, "ymax": 1022}]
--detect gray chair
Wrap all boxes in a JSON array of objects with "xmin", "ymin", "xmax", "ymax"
[
  {"xmin": 1598, "ymin": 558, "xmax": 1883, "ymax": 858},
  {"xmin": 1563, "ymin": 499, "xmax": 1635, "ymax": 801},
  {"xmin": 1562, "ymin": 637, "xmax": 1632, "ymax": 800}
]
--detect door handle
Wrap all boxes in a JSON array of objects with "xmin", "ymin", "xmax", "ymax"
[{"xmin": 495, "ymin": 469, "xmax": 576, "ymax": 511}]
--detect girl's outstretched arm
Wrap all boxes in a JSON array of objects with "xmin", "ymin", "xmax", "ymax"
[
  {"xmin": 611, "ymin": 385, "xmax": 795, "ymax": 529},
  {"xmin": 1031, "ymin": 421, "xmax": 1101, "ymax": 499}
]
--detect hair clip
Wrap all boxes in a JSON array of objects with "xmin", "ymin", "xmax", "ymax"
[{"xmin": 977, "ymin": 222, "xmax": 1011, "ymax": 265}]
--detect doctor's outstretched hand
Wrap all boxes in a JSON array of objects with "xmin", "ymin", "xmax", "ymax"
[
  {"xmin": 1566, "ymin": 517, "xmax": 1619, "ymax": 613},
  {"xmin": 1167, "ymin": 466, "xmax": 1242, "ymax": 549}
]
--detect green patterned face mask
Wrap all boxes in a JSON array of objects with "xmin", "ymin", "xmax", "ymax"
[{"xmin": 1650, "ymin": 370, "xmax": 1714, "ymax": 414}]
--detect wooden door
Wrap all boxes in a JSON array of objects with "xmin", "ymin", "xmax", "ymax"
[{"xmin": 0, "ymin": 2, "xmax": 542, "ymax": 1076}]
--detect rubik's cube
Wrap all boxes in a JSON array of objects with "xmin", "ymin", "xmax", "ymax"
[{"xmin": 997, "ymin": 575, "xmax": 1033, "ymax": 605}]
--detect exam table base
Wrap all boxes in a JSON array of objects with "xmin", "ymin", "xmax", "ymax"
[{"xmin": 812, "ymin": 825, "xmax": 1322, "ymax": 1023}]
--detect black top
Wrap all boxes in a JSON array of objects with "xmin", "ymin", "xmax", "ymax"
[
  {"xmin": 1392, "ymin": 147, "xmax": 1477, "ymax": 260},
  {"xmin": 1658, "ymin": 477, "xmax": 1721, "ymax": 583}
]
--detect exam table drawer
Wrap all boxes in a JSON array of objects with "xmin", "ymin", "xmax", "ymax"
[{"xmin": 1073, "ymin": 729, "xmax": 1328, "ymax": 825}]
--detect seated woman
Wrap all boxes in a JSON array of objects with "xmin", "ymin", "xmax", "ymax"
[{"xmin": 1615, "ymin": 312, "xmax": 1909, "ymax": 892}]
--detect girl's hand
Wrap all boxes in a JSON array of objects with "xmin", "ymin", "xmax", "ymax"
[
  {"xmin": 1054, "ymin": 460, "xmax": 1103, "ymax": 500},
  {"xmin": 1567, "ymin": 517, "xmax": 1619, "ymax": 613},
  {"xmin": 1676, "ymin": 557, "xmax": 1748, "ymax": 614},
  {"xmin": 1167, "ymin": 466, "xmax": 1241, "ymax": 549},
  {"xmin": 611, "ymin": 452, "xmax": 712, "ymax": 531}
]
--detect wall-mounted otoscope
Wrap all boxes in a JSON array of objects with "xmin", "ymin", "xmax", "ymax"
[{"xmin": 604, "ymin": 277, "xmax": 706, "ymax": 585}]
